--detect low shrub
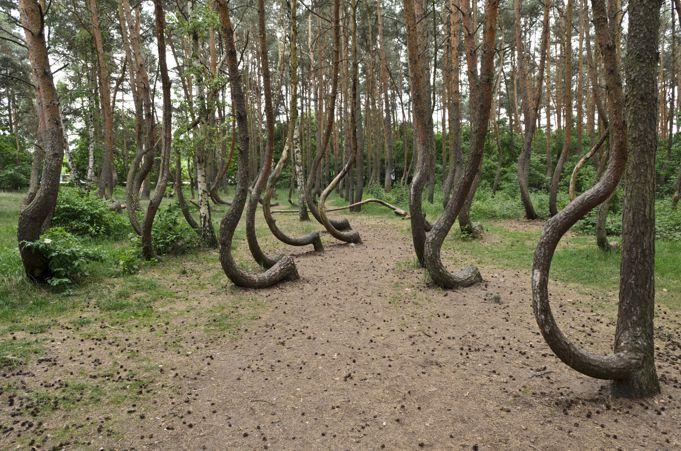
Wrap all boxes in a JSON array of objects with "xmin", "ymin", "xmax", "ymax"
[
  {"xmin": 150, "ymin": 204, "xmax": 199, "ymax": 256},
  {"xmin": 21, "ymin": 227, "xmax": 102, "ymax": 288},
  {"xmin": 52, "ymin": 188, "xmax": 128, "ymax": 239}
]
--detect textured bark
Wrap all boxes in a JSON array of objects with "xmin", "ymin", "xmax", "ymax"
[
  {"xmin": 303, "ymin": 0, "xmax": 352, "ymax": 234},
  {"xmin": 442, "ymin": 0, "xmax": 463, "ymax": 207},
  {"xmin": 515, "ymin": 0, "xmax": 551, "ymax": 220},
  {"xmin": 404, "ymin": 0, "xmax": 433, "ymax": 265},
  {"xmin": 318, "ymin": 0, "xmax": 362, "ymax": 244},
  {"xmin": 261, "ymin": 0, "xmax": 323, "ymax": 254},
  {"xmin": 141, "ymin": 0, "xmax": 172, "ymax": 260},
  {"xmin": 216, "ymin": 0, "xmax": 299, "ymax": 288},
  {"xmin": 88, "ymin": 0, "xmax": 115, "ymax": 199},
  {"xmin": 532, "ymin": 0, "xmax": 660, "ymax": 396},
  {"xmin": 17, "ymin": 0, "xmax": 66, "ymax": 282},
  {"xmin": 121, "ymin": 0, "xmax": 155, "ymax": 236},
  {"xmin": 376, "ymin": 0, "xmax": 394, "ymax": 192},
  {"xmin": 613, "ymin": 0, "xmax": 662, "ymax": 397},
  {"xmin": 421, "ymin": 0, "xmax": 498, "ymax": 288},
  {"xmin": 243, "ymin": 0, "xmax": 288, "ymax": 268},
  {"xmin": 193, "ymin": 24, "xmax": 218, "ymax": 249}
]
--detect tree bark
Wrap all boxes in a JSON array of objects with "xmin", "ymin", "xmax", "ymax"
[
  {"xmin": 17, "ymin": 0, "xmax": 67, "ymax": 282},
  {"xmin": 515, "ymin": 0, "xmax": 551, "ymax": 220},
  {"xmin": 548, "ymin": 0, "xmax": 573, "ymax": 216},
  {"xmin": 377, "ymin": 0, "xmax": 394, "ymax": 192},
  {"xmin": 613, "ymin": 0, "xmax": 662, "ymax": 397},
  {"xmin": 421, "ymin": 0, "xmax": 498, "ymax": 288},
  {"xmin": 216, "ymin": 0, "xmax": 299, "ymax": 288},
  {"xmin": 88, "ymin": 0, "xmax": 115, "ymax": 199},
  {"xmin": 261, "ymin": 0, "xmax": 324, "ymax": 254},
  {"xmin": 404, "ymin": 0, "xmax": 433, "ymax": 265},
  {"xmin": 532, "ymin": 0, "xmax": 660, "ymax": 397},
  {"xmin": 141, "ymin": 0, "xmax": 173, "ymax": 260}
]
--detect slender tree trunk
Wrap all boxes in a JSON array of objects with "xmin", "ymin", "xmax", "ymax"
[
  {"xmin": 141, "ymin": 0, "xmax": 172, "ymax": 259},
  {"xmin": 17, "ymin": 0, "xmax": 67, "ymax": 282},
  {"xmin": 88, "ymin": 0, "xmax": 115, "ymax": 199},
  {"xmin": 375, "ymin": 2, "xmax": 394, "ymax": 192},
  {"xmin": 216, "ymin": 0, "xmax": 299, "ymax": 288},
  {"xmin": 549, "ymin": 0, "xmax": 574, "ymax": 216}
]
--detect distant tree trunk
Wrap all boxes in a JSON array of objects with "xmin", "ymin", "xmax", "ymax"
[
  {"xmin": 121, "ymin": 0, "xmax": 155, "ymax": 235},
  {"xmin": 141, "ymin": 0, "xmax": 172, "ymax": 259},
  {"xmin": 318, "ymin": 0, "xmax": 362, "ymax": 244},
  {"xmin": 532, "ymin": 0, "xmax": 660, "ymax": 397},
  {"xmin": 304, "ymin": 0, "xmax": 353, "ymax": 234},
  {"xmin": 548, "ymin": 0, "xmax": 573, "ymax": 216},
  {"xmin": 88, "ymin": 0, "xmax": 115, "ymax": 199},
  {"xmin": 377, "ymin": 0, "xmax": 394, "ymax": 192},
  {"xmin": 515, "ymin": 0, "xmax": 551, "ymax": 220},
  {"xmin": 261, "ymin": 0, "xmax": 323, "ymax": 254},
  {"xmin": 216, "ymin": 0, "xmax": 299, "ymax": 288},
  {"xmin": 17, "ymin": 0, "xmax": 66, "ymax": 282}
]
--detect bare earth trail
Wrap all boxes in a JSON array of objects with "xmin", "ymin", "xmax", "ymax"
[
  {"xmin": 2, "ymin": 216, "xmax": 680, "ymax": 449},
  {"xmin": 146, "ymin": 217, "xmax": 681, "ymax": 449}
]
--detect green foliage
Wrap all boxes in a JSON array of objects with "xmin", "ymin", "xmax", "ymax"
[
  {"xmin": 575, "ymin": 198, "xmax": 681, "ymax": 240},
  {"xmin": 366, "ymin": 182, "xmax": 410, "ymax": 206},
  {"xmin": 21, "ymin": 228, "xmax": 103, "ymax": 288},
  {"xmin": 111, "ymin": 246, "xmax": 142, "ymax": 276},
  {"xmin": 52, "ymin": 188, "xmax": 128, "ymax": 239},
  {"xmin": 149, "ymin": 203, "xmax": 200, "ymax": 256},
  {"xmin": 0, "ymin": 134, "xmax": 31, "ymax": 190}
]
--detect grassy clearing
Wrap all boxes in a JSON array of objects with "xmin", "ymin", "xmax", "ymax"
[{"xmin": 330, "ymin": 185, "xmax": 681, "ymax": 310}]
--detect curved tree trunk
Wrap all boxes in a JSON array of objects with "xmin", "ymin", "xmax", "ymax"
[
  {"xmin": 17, "ymin": 0, "xmax": 66, "ymax": 282},
  {"xmin": 262, "ymin": 0, "xmax": 323, "ymax": 254},
  {"xmin": 303, "ymin": 0, "xmax": 352, "ymax": 234},
  {"xmin": 531, "ymin": 0, "xmax": 660, "ymax": 397},
  {"xmin": 141, "ymin": 0, "xmax": 172, "ymax": 260},
  {"xmin": 403, "ymin": 0, "xmax": 433, "ymax": 266},
  {"xmin": 443, "ymin": 0, "xmax": 463, "ymax": 207},
  {"xmin": 421, "ymin": 0, "xmax": 498, "ymax": 288},
  {"xmin": 216, "ymin": 0, "xmax": 299, "ymax": 288}
]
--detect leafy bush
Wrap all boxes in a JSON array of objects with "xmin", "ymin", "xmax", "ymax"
[
  {"xmin": 110, "ymin": 246, "xmax": 142, "ymax": 276},
  {"xmin": 21, "ymin": 228, "xmax": 102, "ymax": 288},
  {"xmin": 365, "ymin": 182, "xmax": 410, "ymax": 206},
  {"xmin": 150, "ymin": 203, "xmax": 199, "ymax": 255},
  {"xmin": 52, "ymin": 188, "xmax": 128, "ymax": 239},
  {"xmin": 0, "ymin": 166, "xmax": 30, "ymax": 190},
  {"xmin": 574, "ymin": 198, "xmax": 681, "ymax": 240},
  {"xmin": 0, "ymin": 135, "xmax": 32, "ymax": 190}
]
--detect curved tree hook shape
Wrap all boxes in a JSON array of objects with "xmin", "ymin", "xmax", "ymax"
[
  {"xmin": 261, "ymin": 0, "xmax": 324, "ymax": 255},
  {"xmin": 241, "ymin": 0, "xmax": 289, "ymax": 269},
  {"xmin": 532, "ymin": 0, "xmax": 660, "ymax": 396},
  {"xmin": 317, "ymin": 0, "xmax": 362, "ymax": 245},
  {"xmin": 303, "ymin": 0, "xmax": 354, "ymax": 235},
  {"xmin": 419, "ymin": 0, "xmax": 498, "ymax": 288},
  {"xmin": 216, "ymin": 0, "xmax": 299, "ymax": 288}
]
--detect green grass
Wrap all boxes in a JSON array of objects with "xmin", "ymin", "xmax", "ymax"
[{"xmin": 444, "ymin": 222, "xmax": 681, "ymax": 309}]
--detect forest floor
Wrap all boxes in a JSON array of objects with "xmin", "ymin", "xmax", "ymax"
[{"xmin": 1, "ymin": 202, "xmax": 680, "ymax": 449}]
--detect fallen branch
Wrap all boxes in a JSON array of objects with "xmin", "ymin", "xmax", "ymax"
[{"xmin": 272, "ymin": 198, "xmax": 408, "ymax": 217}]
